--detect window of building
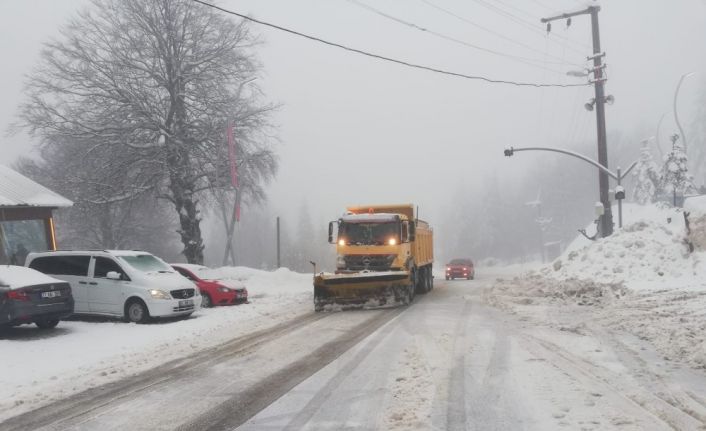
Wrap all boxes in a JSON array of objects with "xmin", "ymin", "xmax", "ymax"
[{"xmin": 0, "ymin": 219, "xmax": 49, "ymax": 265}]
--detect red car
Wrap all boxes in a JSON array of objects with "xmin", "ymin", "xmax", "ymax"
[
  {"xmin": 445, "ymin": 258, "xmax": 475, "ymax": 280},
  {"xmin": 171, "ymin": 264, "xmax": 248, "ymax": 308}
]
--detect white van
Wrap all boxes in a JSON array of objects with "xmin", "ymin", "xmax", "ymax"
[{"xmin": 25, "ymin": 250, "xmax": 201, "ymax": 323}]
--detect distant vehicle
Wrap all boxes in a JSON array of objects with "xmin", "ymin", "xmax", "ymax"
[
  {"xmin": 171, "ymin": 264, "xmax": 248, "ymax": 308},
  {"xmin": 445, "ymin": 259, "xmax": 474, "ymax": 280},
  {"xmin": 26, "ymin": 250, "xmax": 201, "ymax": 323},
  {"xmin": 0, "ymin": 265, "xmax": 74, "ymax": 329}
]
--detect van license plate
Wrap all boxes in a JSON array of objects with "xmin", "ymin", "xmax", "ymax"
[
  {"xmin": 179, "ymin": 299, "xmax": 193, "ymax": 307},
  {"xmin": 41, "ymin": 291, "xmax": 61, "ymax": 298}
]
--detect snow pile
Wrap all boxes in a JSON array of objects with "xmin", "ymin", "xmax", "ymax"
[
  {"xmin": 486, "ymin": 204, "xmax": 706, "ymax": 370},
  {"xmin": 0, "ymin": 266, "xmax": 313, "ymax": 422},
  {"xmin": 211, "ymin": 266, "xmax": 313, "ymax": 298},
  {"xmin": 489, "ymin": 274, "xmax": 627, "ymax": 307},
  {"xmin": 548, "ymin": 204, "xmax": 705, "ymax": 291}
]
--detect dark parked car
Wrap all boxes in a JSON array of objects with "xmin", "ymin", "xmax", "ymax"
[
  {"xmin": 171, "ymin": 264, "xmax": 248, "ymax": 308},
  {"xmin": 0, "ymin": 265, "xmax": 74, "ymax": 329},
  {"xmin": 445, "ymin": 258, "xmax": 475, "ymax": 280}
]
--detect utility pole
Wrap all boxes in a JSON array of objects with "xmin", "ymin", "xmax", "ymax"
[
  {"xmin": 276, "ymin": 216, "xmax": 281, "ymax": 268},
  {"xmin": 542, "ymin": 5, "xmax": 613, "ymax": 237}
]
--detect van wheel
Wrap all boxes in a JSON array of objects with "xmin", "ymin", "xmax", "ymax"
[
  {"xmin": 201, "ymin": 293, "xmax": 212, "ymax": 308},
  {"xmin": 125, "ymin": 299, "xmax": 150, "ymax": 323},
  {"xmin": 35, "ymin": 319, "xmax": 59, "ymax": 329}
]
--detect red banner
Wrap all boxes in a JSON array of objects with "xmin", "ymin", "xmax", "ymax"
[{"xmin": 227, "ymin": 122, "xmax": 238, "ymax": 188}]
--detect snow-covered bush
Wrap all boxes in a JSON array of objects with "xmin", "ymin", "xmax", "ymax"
[
  {"xmin": 631, "ymin": 143, "xmax": 660, "ymax": 204},
  {"xmin": 659, "ymin": 137, "xmax": 696, "ymax": 202}
]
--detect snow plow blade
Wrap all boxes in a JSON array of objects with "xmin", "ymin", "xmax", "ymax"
[{"xmin": 314, "ymin": 271, "xmax": 412, "ymax": 311}]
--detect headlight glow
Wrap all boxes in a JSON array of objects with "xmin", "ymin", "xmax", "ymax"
[
  {"xmin": 149, "ymin": 289, "xmax": 171, "ymax": 300},
  {"xmin": 388, "ymin": 238, "xmax": 397, "ymax": 246},
  {"xmin": 338, "ymin": 239, "xmax": 346, "ymax": 246}
]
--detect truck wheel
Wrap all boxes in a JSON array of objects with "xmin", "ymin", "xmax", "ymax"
[
  {"xmin": 414, "ymin": 267, "xmax": 426, "ymax": 295},
  {"xmin": 427, "ymin": 268, "xmax": 433, "ymax": 291}
]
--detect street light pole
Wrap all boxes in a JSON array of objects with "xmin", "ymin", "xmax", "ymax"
[
  {"xmin": 542, "ymin": 5, "xmax": 612, "ymax": 237},
  {"xmin": 674, "ymin": 72, "xmax": 696, "ymax": 154},
  {"xmin": 504, "ymin": 146, "xmax": 637, "ymax": 229}
]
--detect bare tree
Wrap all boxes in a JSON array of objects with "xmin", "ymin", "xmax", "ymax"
[{"xmin": 16, "ymin": 0, "xmax": 277, "ymax": 263}]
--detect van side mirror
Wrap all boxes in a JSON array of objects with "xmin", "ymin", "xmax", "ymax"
[
  {"xmin": 106, "ymin": 271, "xmax": 121, "ymax": 280},
  {"xmin": 409, "ymin": 221, "xmax": 416, "ymax": 242},
  {"xmin": 328, "ymin": 221, "xmax": 334, "ymax": 244},
  {"xmin": 401, "ymin": 221, "xmax": 410, "ymax": 242}
]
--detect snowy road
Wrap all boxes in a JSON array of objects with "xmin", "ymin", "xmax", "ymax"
[{"xmin": 4, "ymin": 270, "xmax": 706, "ymax": 430}]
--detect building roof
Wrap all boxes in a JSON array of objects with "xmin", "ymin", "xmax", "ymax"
[{"xmin": 0, "ymin": 165, "xmax": 73, "ymax": 208}]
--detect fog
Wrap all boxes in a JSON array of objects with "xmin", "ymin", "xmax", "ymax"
[{"xmin": 2, "ymin": 0, "xmax": 706, "ymax": 267}]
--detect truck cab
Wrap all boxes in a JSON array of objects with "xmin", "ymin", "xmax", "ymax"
[{"xmin": 330, "ymin": 212, "xmax": 415, "ymax": 272}]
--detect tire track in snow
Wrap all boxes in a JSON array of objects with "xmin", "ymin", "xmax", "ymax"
[
  {"xmin": 178, "ymin": 308, "xmax": 404, "ymax": 431},
  {"xmin": 519, "ymin": 332, "xmax": 705, "ymax": 430},
  {"xmin": 1, "ymin": 312, "xmax": 329, "ymax": 431},
  {"xmin": 280, "ymin": 309, "xmax": 402, "ymax": 430},
  {"xmin": 445, "ymin": 299, "xmax": 471, "ymax": 430}
]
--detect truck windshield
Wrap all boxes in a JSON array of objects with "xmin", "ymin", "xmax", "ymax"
[{"xmin": 339, "ymin": 222, "xmax": 399, "ymax": 245}]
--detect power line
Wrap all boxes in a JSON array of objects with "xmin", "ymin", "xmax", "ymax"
[
  {"xmin": 527, "ymin": 0, "xmax": 556, "ymax": 12},
  {"xmin": 493, "ymin": 0, "xmax": 539, "ymax": 20},
  {"xmin": 471, "ymin": 0, "xmax": 589, "ymax": 53},
  {"xmin": 347, "ymin": 0, "xmax": 572, "ymax": 74},
  {"xmin": 419, "ymin": 0, "xmax": 583, "ymax": 68},
  {"xmin": 191, "ymin": 0, "xmax": 588, "ymax": 88}
]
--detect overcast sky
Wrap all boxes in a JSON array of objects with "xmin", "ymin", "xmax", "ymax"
[{"xmin": 2, "ymin": 0, "xmax": 706, "ymax": 229}]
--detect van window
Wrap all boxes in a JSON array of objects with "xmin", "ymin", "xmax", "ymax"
[
  {"xmin": 93, "ymin": 257, "xmax": 128, "ymax": 280},
  {"xmin": 29, "ymin": 255, "xmax": 90, "ymax": 276}
]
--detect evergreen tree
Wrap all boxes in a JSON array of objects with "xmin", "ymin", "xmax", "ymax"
[
  {"xmin": 659, "ymin": 135, "xmax": 696, "ymax": 205},
  {"xmin": 631, "ymin": 143, "xmax": 660, "ymax": 204}
]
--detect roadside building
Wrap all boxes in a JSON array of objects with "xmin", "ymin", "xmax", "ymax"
[{"xmin": 0, "ymin": 165, "xmax": 72, "ymax": 265}]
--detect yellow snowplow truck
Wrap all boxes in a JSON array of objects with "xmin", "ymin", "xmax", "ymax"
[{"xmin": 314, "ymin": 204, "xmax": 434, "ymax": 311}]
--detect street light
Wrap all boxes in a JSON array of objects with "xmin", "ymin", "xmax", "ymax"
[
  {"xmin": 503, "ymin": 146, "xmax": 638, "ymax": 231},
  {"xmin": 674, "ymin": 71, "xmax": 696, "ymax": 154}
]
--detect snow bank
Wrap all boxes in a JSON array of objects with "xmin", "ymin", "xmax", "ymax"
[
  {"xmin": 548, "ymin": 204, "xmax": 706, "ymax": 292},
  {"xmin": 486, "ymin": 203, "xmax": 706, "ymax": 370},
  {"xmin": 0, "ymin": 266, "xmax": 314, "ymax": 422}
]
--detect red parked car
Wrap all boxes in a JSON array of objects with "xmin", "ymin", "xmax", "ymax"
[
  {"xmin": 445, "ymin": 258, "xmax": 475, "ymax": 280},
  {"xmin": 171, "ymin": 264, "xmax": 248, "ymax": 308}
]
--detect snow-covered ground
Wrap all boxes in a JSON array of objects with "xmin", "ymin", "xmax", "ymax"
[
  {"xmin": 0, "ymin": 267, "xmax": 314, "ymax": 422},
  {"xmin": 486, "ymin": 203, "xmax": 706, "ymax": 370}
]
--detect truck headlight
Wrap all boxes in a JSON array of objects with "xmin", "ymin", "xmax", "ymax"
[{"xmin": 149, "ymin": 289, "xmax": 172, "ymax": 300}]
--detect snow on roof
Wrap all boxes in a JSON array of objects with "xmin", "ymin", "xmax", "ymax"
[
  {"xmin": 0, "ymin": 265, "xmax": 64, "ymax": 289},
  {"xmin": 0, "ymin": 165, "xmax": 72, "ymax": 208},
  {"xmin": 340, "ymin": 213, "xmax": 400, "ymax": 223}
]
